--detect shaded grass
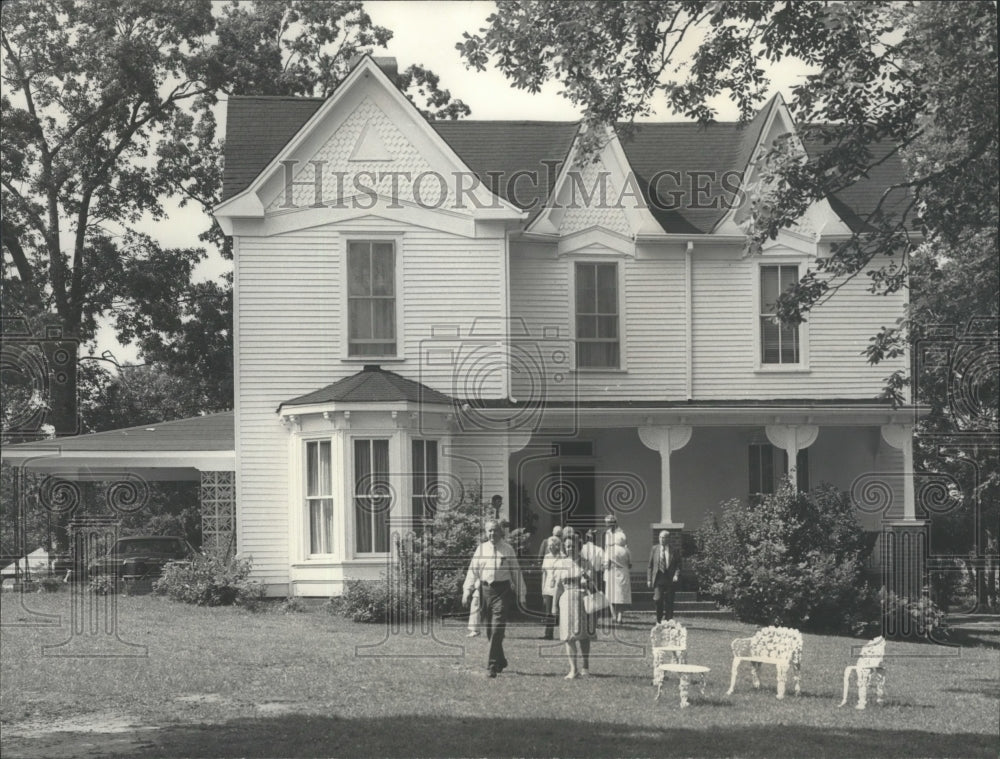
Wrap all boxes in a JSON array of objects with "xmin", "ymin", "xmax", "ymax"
[{"xmin": 1, "ymin": 590, "xmax": 997, "ymax": 758}]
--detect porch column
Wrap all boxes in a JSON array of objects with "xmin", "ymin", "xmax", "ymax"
[
  {"xmin": 880, "ymin": 424, "xmax": 917, "ymax": 522},
  {"xmin": 638, "ymin": 425, "xmax": 692, "ymax": 527},
  {"xmin": 765, "ymin": 425, "xmax": 819, "ymax": 489}
]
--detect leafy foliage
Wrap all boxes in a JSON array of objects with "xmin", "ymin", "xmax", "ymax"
[
  {"xmin": 153, "ymin": 553, "xmax": 262, "ymax": 608},
  {"xmin": 693, "ymin": 482, "xmax": 871, "ymax": 633}
]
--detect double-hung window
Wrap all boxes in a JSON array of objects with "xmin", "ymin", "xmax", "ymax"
[
  {"xmin": 305, "ymin": 440, "xmax": 333, "ymax": 554},
  {"xmin": 348, "ymin": 241, "xmax": 396, "ymax": 356},
  {"xmin": 749, "ymin": 443, "xmax": 809, "ymax": 503},
  {"xmin": 411, "ymin": 439, "xmax": 439, "ymax": 530},
  {"xmin": 354, "ymin": 439, "xmax": 391, "ymax": 554},
  {"xmin": 760, "ymin": 264, "xmax": 800, "ymax": 365},
  {"xmin": 575, "ymin": 262, "xmax": 620, "ymax": 368}
]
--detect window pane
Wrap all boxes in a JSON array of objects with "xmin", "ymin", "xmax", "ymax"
[
  {"xmin": 310, "ymin": 498, "xmax": 333, "ymax": 554},
  {"xmin": 372, "ymin": 299, "xmax": 395, "ymax": 339},
  {"xmin": 779, "ymin": 265, "xmax": 798, "ymax": 291},
  {"xmin": 355, "ymin": 497, "xmax": 372, "ymax": 553},
  {"xmin": 576, "ymin": 264, "xmax": 596, "ymax": 312},
  {"xmin": 761, "ymin": 317, "xmax": 781, "ymax": 363},
  {"xmin": 348, "ymin": 243, "xmax": 371, "ymax": 296},
  {"xmin": 749, "ymin": 445, "xmax": 762, "ymax": 494},
  {"xmin": 780, "ymin": 323, "xmax": 799, "ymax": 363},
  {"xmin": 596, "ymin": 264, "xmax": 617, "ymax": 313},
  {"xmin": 597, "ymin": 315, "xmax": 618, "ymax": 338},
  {"xmin": 349, "ymin": 299, "xmax": 372, "ymax": 340},
  {"xmin": 354, "ymin": 439, "xmax": 372, "ymax": 495},
  {"xmin": 576, "ymin": 315, "xmax": 596, "ymax": 338},
  {"xmin": 412, "ymin": 439, "xmax": 424, "ymax": 473},
  {"xmin": 761, "ymin": 266, "xmax": 780, "ymax": 312},
  {"xmin": 762, "ymin": 444, "xmax": 775, "ymax": 493},
  {"xmin": 306, "ymin": 440, "xmax": 331, "ymax": 497},
  {"xmin": 372, "ymin": 244, "xmax": 394, "ymax": 296}
]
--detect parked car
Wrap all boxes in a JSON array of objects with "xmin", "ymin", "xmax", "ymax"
[{"xmin": 88, "ymin": 536, "xmax": 198, "ymax": 582}]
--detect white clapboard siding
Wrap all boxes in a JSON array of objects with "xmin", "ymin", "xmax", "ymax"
[
  {"xmin": 509, "ymin": 251, "xmax": 689, "ymax": 401},
  {"xmin": 236, "ymin": 217, "xmax": 505, "ymax": 580},
  {"xmin": 692, "ymin": 251, "xmax": 907, "ymax": 399}
]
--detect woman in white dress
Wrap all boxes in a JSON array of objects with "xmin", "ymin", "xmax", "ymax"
[
  {"xmin": 540, "ymin": 536, "xmax": 562, "ymax": 640},
  {"xmin": 554, "ymin": 533, "xmax": 597, "ymax": 679},
  {"xmin": 605, "ymin": 531, "xmax": 632, "ymax": 624}
]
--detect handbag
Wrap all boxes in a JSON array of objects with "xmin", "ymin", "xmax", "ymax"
[{"xmin": 583, "ymin": 590, "xmax": 610, "ymax": 614}]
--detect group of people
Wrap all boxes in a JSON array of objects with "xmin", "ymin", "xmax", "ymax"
[{"xmin": 462, "ymin": 513, "xmax": 682, "ymax": 680}]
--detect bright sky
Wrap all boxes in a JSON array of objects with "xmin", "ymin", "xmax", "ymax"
[{"xmin": 99, "ymin": 1, "xmax": 812, "ymax": 363}]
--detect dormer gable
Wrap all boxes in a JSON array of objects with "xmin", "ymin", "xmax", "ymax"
[{"xmin": 213, "ymin": 56, "xmax": 524, "ymax": 236}]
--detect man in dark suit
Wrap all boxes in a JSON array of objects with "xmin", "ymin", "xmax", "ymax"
[{"xmin": 647, "ymin": 530, "xmax": 681, "ymax": 623}]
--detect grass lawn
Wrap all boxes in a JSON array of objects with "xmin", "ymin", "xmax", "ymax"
[{"xmin": 1, "ymin": 590, "xmax": 997, "ymax": 758}]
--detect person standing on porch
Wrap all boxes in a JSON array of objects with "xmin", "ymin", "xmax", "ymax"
[
  {"xmin": 602, "ymin": 514, "xmax": 626, "ymax": 552},
  {"xmin": 462, "ymin": 519, "xmax": 526, "ymax": 678},
  {"xmin": 580, "ymin": 529, "xmax": 604, "ymax": 591},
  {"xmin": 648, "ymin": 530, "xmax": 681, "ymax": 623},
  {"xmin": 539, "ymin": 525, "xmax": 564, "ymax": 559},
  {"xmin": 605, "ymin": 531, "xmax": 632, "ymax": 624}
]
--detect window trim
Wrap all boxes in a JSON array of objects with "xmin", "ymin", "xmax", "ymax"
[
  {"xmin": 350, "ymin": 436, "xmax": 393, "ymax": 557},
  {"xmin": 341, "ymin": 233, "xmax": 404, "ymax": 362},
  {"xmin": 300, "ymin": 437, "xmax": 339, "ymax": 560},
  {"xmin": 753, "ymin": 258, "xmax": 810, "ymax": 372},
  {"xmin": 570, "ymin": 258, "xmax": 627, "ymax": 372}
]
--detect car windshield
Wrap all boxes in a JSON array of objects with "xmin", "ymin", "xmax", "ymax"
[{"xmin": 109, "ymin": 539, "xmax": 185, "ymax": 558}]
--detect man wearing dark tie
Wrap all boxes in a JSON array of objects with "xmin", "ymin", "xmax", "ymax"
[{"xmin": 647, "ymin": 530, "xmax": 681, "ymax": 623}]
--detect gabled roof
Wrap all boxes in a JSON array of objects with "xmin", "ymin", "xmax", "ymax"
[
  {"xmin": 221, "ymin": 91, "xmax": 907, "ymax": 235},
  {"xmin": 279, "ymin": 365, "xmax": 454, "ymax": 410}
]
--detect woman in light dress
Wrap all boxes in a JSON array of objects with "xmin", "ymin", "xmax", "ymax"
[
  {"xmin": 540, "ymin": 535, "xmax": 563, "ymax": 640},
  {"xmin": 605, "ymin": 531, "xmax": 632, "ymax": 624},
  {"xmin": 553, "ymin": 533, "xmax": 597, "ymax": 679}
]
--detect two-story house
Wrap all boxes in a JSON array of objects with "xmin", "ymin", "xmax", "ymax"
[{"xmin": 212, "ymin": 56, "xmax": 919, "ymax": 597}]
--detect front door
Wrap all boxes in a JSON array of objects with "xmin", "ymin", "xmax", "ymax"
[{"xmin": 552, "ymin": 464, "xmax": 596, "ymax": 533}]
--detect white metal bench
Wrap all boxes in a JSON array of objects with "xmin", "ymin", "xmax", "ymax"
[
  {"xmin": 726, "ymin": 626, "xmax": 803, "ymax": 699},
  {"xmin": 840, "ymin": 636, "xmax": 887, "ymax": 710}
]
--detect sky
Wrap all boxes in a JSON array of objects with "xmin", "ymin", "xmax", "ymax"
[{"xmin": 99, "ymin": 0, "xmax": 813, "ymax": 364}]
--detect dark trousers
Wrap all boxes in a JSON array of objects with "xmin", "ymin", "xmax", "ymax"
[
  {"xmin": 542, "ymin": 594, "xmax": 556, "ymax": 639},
  {"xmin": 482, "ymin": 582, "xmax": 511, "ymax": 670},
  {"xmin": 652, "ymin": 571, "xmax": 675, "ymax": 623}
]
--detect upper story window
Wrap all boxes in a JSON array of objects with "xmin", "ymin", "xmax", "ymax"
[
  {"xmin": 354, "ymin": 438, "xmax": 391, "ymax": 554},
  {"xmin": 348, "ymin": 241, "xmax": 396, "ymax": 357},
  {"xmin": 305, "ymin": 440, "xmax": 333, "ymax": 555},
  {"xmin": 760, "ymin": 265, "xmax": 800, "ymax": 364},
  {"xmin": 575, "ymin": 262, "xmax": 620, "ymax": 368}
]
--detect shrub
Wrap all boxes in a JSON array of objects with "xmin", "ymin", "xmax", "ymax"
[
  {"xmin": 39, "ymin": 576, "xmax": 63, "ymax": 592},
  {"xmin": 89, "ymin": 576, "xmax": 117, "ymax": 595},
  {"xmin": 339, "ymin": 483, "xmax": 508, "ymax": 622},
  {"xmin": 848, "ymin": 587, "xmax": 950, "ymax": 641},
  {"xmin": 279, "ymin": 596, "xmax": 308, "ymax": 614},
  {"xmin": 154, "ymin": 553, "xmax": 263, "ymax": 608},
  {"xmin": 692, "ymin": 482, "xmax": 871, "ymax": 633}
]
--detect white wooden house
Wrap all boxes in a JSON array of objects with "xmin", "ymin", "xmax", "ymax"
[{"xmin": 209, "ymin": 56, "xmax": 920, "ymax": 596}]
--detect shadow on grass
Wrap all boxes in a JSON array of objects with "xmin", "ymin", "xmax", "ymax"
[{"xmin": 3, "ymin": 715, "xmax": 995, "ymax": 759}]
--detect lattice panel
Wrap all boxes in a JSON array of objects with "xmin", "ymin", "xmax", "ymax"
[{"xmin": 200, "ymin": 471, "xmax": 235, "ymax": 556}]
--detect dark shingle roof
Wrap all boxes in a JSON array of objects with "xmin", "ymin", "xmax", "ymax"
[
  {"xmin": 1, "ymin": 412, "xmax": 234, "ymax": 453},
  {"xmin": 280, "ymin": 366, "xmax": 454, "ymax": 409},
  {"xmin": 221, "ymin": 93, "xmax": 906, "ymax": 234}
]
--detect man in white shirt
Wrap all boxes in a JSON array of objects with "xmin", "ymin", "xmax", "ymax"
[{"xmin": 463, "ymin": 519, "xmax": 526, "ymax": 678}]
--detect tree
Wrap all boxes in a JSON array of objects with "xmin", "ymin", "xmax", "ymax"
[
  {"xmin": 458, "ymin": 1, "xmax": 997, "ymax": 387},
  {"xmin": 1, "ymin": 0, "xmax": 469, "ymax": 442}
]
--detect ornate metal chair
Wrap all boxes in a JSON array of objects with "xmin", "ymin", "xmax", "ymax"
[
  {"xmin": 650, "ymin": 619, "xmax": 688, "ymax": 688},
  {"xmin": 726, "ymin": 626, "xmax": 803, "ymax": 699},
  {"xmin": 840, "ymin": 636, "xmax": 887, "ymax": 709}
]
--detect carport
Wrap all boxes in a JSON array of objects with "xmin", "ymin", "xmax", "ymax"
[{"xmin": 1, "ymin": 412, "xmax": 236, "ymax": 560}]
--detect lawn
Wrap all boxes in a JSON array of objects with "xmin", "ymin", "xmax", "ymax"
[{"xmin": 1, "ymin": 590, "xmax": 997, "ymax": 758}]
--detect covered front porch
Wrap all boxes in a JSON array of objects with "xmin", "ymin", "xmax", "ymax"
[{"xmin": 493, "ymin": 402, "xmax": 922, "ymax": 572}]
